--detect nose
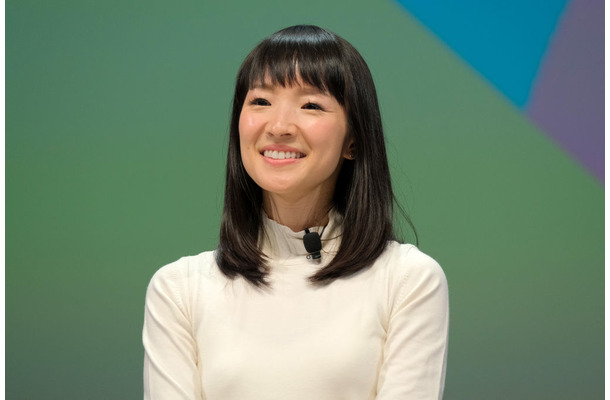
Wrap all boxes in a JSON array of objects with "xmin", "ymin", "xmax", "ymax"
[{"xmin": 267, "ymin": 104, "xmax": 297, "ymax": 138}]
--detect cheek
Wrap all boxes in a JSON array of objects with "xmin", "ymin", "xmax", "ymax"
[
  {"xmin": 238, "ymin": 112, "xmax": 264, "ymax": 164},
  {"xmin": 238, "ymin": 113, "xmax": 254, "ymax": 146},
  {"xmin": 238, "ymin": 112, "xmax": 261, "ymax": 176},
  {"xmin": 239, "ymin": 111, "xmax": 264, "ymax": 151},
  {"xmin": 308, "ymin": 120, "xmax": 348, "ymax": 154}
]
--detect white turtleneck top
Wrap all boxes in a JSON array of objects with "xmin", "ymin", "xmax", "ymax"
[{"xmin": 143, "ymin": 215, "xmax": 449, "ymax": 400}]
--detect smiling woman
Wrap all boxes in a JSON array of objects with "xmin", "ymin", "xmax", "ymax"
[
  {"xmin": 143, "ymin": 25, "xmax": 449, "ymax": 400},
  {"xmin": 239, "ymin": 81, "xmax": 350, "ymax": 222}
]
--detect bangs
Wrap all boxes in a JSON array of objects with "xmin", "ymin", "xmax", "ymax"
[{"xmin": 241, "ymin": 27, "xmax": 347, "ymax": 104}]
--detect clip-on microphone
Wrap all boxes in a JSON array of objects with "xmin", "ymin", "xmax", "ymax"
[{"xmin": 303, "ymin": 226, "xmax": 326, "ymax": 259}]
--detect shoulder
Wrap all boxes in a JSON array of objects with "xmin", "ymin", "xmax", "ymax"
[
  {"xmin": 146, "ymin": 251, "xmax": 220, "ymax": 306},
  {"xmin": 376, "ymin": 242, "xmax": 448, "ymax": 301},
  {"xmin": 149, "ymin": 250, "xmax": 218, "ymax": 283},
  {"xmin": 380, "ymin": 242, "xmax": 445, "ymax": 280}
]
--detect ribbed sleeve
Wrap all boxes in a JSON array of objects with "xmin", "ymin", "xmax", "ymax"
[
  {"xmin": 143, "ymin": 259, "xmax": 204, "ymax": 400},
  {"xmin": 376, "ymin": 246, "xmax": 449, "ymax": 399}
]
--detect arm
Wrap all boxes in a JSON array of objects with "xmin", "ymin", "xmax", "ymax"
[
  {"xmin": 376, "ymin": 249, "xmax": 449, "ymax": 399},
  {"xmin": 143, "ymin": 261, "xmax": 204, "ymax": 400}
]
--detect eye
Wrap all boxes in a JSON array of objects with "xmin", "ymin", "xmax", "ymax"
[
  {"xmin": 249, "ymin": 98, "xmax": 270, "ymax": 106},
  {"xmin": 302, "ymin": 102, "xmax": 324, "ymax": 111}
]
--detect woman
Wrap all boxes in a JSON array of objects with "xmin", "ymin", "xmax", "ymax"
[{"xmin": 143, "ymin": 25, "xmax": 448, "ymax": 399}]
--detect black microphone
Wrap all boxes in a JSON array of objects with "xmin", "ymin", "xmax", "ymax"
[{"xmin": 303, "ymin": 228, "xmax": 322, "ymax": 259}]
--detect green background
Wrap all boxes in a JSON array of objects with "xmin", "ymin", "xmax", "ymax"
[{"xmin": 7, "ymin": 1, "xmax": 603, "ymax": 399}]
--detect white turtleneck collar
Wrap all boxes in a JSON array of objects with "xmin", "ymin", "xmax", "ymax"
[{"xmin": 259, "ymin": 210, "xmax": 343, "ymax": 262}]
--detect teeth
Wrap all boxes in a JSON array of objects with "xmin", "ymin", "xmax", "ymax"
[{"xmin": 263, "ymin": 150, "xmax": 303, "ymax": 160}]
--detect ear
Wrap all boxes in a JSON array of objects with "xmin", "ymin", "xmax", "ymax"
[{"xmin": 343, "ymin": 140, "xmax": 356, "ymax": 160}]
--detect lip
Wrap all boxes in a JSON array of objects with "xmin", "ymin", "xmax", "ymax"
[
  {"xmin": 259, "ymin": 145, "xmax": 305, "ymax": 165},
  {"xmin": 260, "ymin": 145, "xmax": 305, "ymax": 154}
]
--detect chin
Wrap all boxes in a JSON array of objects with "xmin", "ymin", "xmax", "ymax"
[
  {"xmin": 254, "ymin": 173, "xmax": 299, "ymax": 192},
  {"xmin": 260, "ymin": 183, "xmax": 297, "ymax": 196}
]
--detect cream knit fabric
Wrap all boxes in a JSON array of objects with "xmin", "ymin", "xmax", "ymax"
[{"xmin": 143, "ymin": 215, "xmax": 448, "ymax": 399}]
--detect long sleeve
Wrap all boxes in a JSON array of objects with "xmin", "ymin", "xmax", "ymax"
[
  {"xmin": 142, "ymin": 242, "xmax": 447, "ymax": 400},
  {"xmin": 143, "ymin": 261, "xmax": 204, "ymax": 400},
  {"xmin": 376, "ymin": 249, "xmax": 449, "ymax": 399}
]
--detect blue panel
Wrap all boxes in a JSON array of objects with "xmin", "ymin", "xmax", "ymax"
[{"xmin": 394, "ymin": 0, "xmax": 569, "ymax": 107}]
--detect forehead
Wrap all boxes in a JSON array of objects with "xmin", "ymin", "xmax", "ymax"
[
  {"xmin": 250, "ymin": 77, "xmax": 329, "ymax": 95},
  {"xmin": 247, "ymin": 62, "xmax": 330, "ymax": 90},
  {"xmin": 241, "ymin": 59, "xmax": 346, "ymax": 105}
]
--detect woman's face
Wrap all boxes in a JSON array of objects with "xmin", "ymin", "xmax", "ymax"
[{"xmin": 239, "ymin": 77, "xmax": 350, "ymax": 204}]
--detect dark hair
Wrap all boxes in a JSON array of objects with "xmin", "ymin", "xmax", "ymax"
[{"xmin": 216, "ymin": 25, "xmax": 413, "ymax": 286}]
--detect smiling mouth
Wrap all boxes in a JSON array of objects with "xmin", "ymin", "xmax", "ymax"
[{"xmin": 262, "ymin": 150, "xmax": 305, "ymax": 160}]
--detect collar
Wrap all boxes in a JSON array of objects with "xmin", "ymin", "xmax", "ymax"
[{"xmin": 260, "ymin": 210, "xmax": 342, "ymax": 261}]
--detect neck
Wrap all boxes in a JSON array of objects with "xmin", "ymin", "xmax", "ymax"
[{"xmin": 263, "ymin": 190, "xmax": 333, "ymax": 232}]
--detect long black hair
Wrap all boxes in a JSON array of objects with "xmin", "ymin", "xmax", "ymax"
[{"xmin": 216, "ymin": 25, "xmax": 413, "ymax": 286}]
